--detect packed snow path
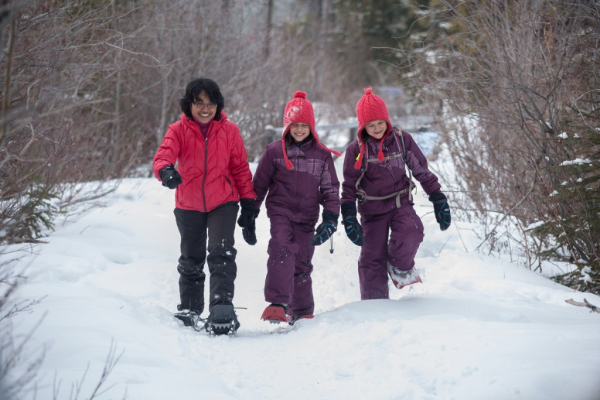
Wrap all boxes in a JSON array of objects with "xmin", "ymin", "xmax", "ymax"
[{"xmin": 7, "ymin": 169, "xmax": 600, "ymax": 399}]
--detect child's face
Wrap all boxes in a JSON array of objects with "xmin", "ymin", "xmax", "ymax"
[
  {"xmin": 290, "ymin": 123, "xmax": 311, "ymax": 142},
  {"xmin": 365, "ymin": 120, "xmax": 387, "ymax": 139},
  {"xmin": 191, "ymin": 91, "xmax": 217, "ymax": 123}
]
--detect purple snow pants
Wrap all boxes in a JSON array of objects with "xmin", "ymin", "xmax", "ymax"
[
  {"xmin": 359, "ymin": 204, "xmax": 424, "ymax": 300},
  {"xmin": 264, "ymin": 214, "xmax": 316, "ymax": 317}
]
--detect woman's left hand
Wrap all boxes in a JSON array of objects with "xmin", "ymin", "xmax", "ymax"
[{"xmin": 237, "ymin": 199, "xmax": 257, "ymax": 228}]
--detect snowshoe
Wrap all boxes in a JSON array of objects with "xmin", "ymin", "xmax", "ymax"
[
  {"xmin": 174, "ymin": 309, "xmax": 203, "ymax": 328},
  {"xmin": 387, "ymin": 264, "xmax": 422, "ymax": 289},
  {"xmin": 204, "ymin": 304, "xmax": 240, "ymax": 335},
  {"xmin": 288, "ymin": 314, "xmax": 314, "ymax": 326},
  {"xmin": 261, "ymin": 304, "xmax": 291, "ymax": 324}
]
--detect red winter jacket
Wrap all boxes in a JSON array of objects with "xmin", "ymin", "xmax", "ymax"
[{"xmin": 153, "ymin": 112, "xmax": 256, "ymax": 212}]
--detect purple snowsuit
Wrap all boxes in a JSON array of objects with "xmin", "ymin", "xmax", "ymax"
[
  {"xmin": 253, "ymin": 138, "xmax": 340, "ymax": 317},
  {"xmin": 341, "ymin": 129, "xmax": 441, "ymax": 300}
]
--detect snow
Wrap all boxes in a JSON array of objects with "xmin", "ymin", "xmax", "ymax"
[
  {"xmin": 412, "ymin": 131, "xmax": 439, "ymax": 156},
  {"xmin": 5, "ymin": 148, "xmax": 600, "ymax": 400},
  {"xmin": 558, "ymin": 132, "xmax": 568, "ymax": 139},
  {"xmin": 525, "ymin": 221, "xmax": 545, "ymax": 231},
  {"xmin": 560, "ymin": 158, "xmax": 592, "ymax": 166},
  {"xmin": 581, "ymin": 267, "xmax": 593, "ymax": 284}
]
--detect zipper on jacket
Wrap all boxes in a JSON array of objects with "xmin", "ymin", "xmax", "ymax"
[
  {"xmin": 225, "ymin": 176, "xmax": 234, "ymax": 196},
  {"xmin": 201, "ymin": 124, "xmax": 214, "ymax": 212}
]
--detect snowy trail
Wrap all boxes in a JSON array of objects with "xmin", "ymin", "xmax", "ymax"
[{"xmin": 6, "ymin": 170, "xmax": 600, "ymax": 399}]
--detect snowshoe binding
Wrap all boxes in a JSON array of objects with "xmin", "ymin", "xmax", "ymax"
[
  {"xmin": 174, "ymin": 309, "xmax": 203, "ymax": 329},
  {"xmin": 261, "ymin": 303, "xmax": 291, "ymax": 324},
  {"xmin": 204, "ymin": 304, "xmax": 240, "ymax": 336},
  {"xmin": 387, "ymin": 264, "xmax": 422, "ymax": 289},
  {"xmin": 288, "ymin": 314, "xmax": 314, "ymax": 326}
]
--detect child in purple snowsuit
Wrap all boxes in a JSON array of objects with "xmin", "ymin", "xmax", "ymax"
[
  {"xmin": 247, "ymin": 91, "xmax": 341, "ymax": 323},
  {"xmin": 341, "ymin": 88, "xmax": 452, "ymax": 300}
]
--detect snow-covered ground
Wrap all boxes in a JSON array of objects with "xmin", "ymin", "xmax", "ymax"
[{"xmin": 5, "ymin": 139, "xmax": 600, "ymax": 400}]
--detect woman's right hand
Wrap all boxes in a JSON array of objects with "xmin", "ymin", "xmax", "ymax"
[
  {"xmin": 241, "ymin": 209, "xmax": 259, "ymax": 245},
  {"xmin": 160, "ymin": 164, "xmax": 182, "ymax": 189}
]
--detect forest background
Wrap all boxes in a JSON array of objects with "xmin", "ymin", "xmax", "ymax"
[{"xmin": 0, "ymin": 0, "xmax": 598, "ymax": 395}]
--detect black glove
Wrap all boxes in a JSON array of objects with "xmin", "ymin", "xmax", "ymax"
[
  {"xmin": 160, "ymin": 164, "xmax": 182, "ymax": 189},
  {"xmin": 341, "ymin": 202, "xmax": 364, "ymax": 246},
  {"xmin": 242, "ymin": 210, "xmax": 259, "ymax": 245},
  {"xmin": 237, "ymin": 199, "xmax": 256, "ymax": 228},
  {"xmin": 429, "ymin": 192, "xmax": 451, "ymax": 231},
  {"xmin": 310, "ymin": 210, "xmax": 339, "ymax": 246}
]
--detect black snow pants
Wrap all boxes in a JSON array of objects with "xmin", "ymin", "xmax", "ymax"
[{"xmin": 174, "ymin": 202, "xmax": 239, "ymax": 314}]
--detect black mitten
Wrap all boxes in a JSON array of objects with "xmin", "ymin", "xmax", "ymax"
[
  {"xmin": 237, "ymin": 199, "xmax": 256, "ymax": 228},
  {"xmin": 310, "ymin": 210, "xmax": 338, "ymax": 246},
  {"xmin": 341, "ymin": 202, "xmax": 364, "ymax": 246},
  {"xmin": 160, "ymin": 164, "xmax": 182, "ymax": 189},
  {"xmin": 242, "ymin": 210, "xmax": 259, "ymax": 245},
  {"xmin": 429, "ymin": 192, "xmax": 451, "ymax": 231}
]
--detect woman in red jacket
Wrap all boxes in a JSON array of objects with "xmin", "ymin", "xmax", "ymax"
[{"xmin": 153, "ymin": 78, "xmax": 256, "ymax": 335}]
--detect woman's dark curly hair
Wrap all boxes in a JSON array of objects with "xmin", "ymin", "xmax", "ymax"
[{"xmin": 179, "ymin": 78, "xmax": 225, "ymax": 121}]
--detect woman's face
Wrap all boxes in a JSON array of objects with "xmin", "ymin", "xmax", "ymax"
[
  {"xmin": 289, "ymin": 122, "xmax": 311, "ymax": 142},
  {"xmin": 191, "ymin": 91, "xmax": 217, "ymax": 123},
  {"xmin": 364, "ymin": 120, "xmax": 387, "ymax": 139}
]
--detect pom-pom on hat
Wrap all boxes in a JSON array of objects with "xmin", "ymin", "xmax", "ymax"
[
  {"xmin": 281, "ymin": 91, "xmax": 341, "ymax": 169},
  {"xmin": 354, "ymin": 87, "xmax": 393, "ymax": 169}
]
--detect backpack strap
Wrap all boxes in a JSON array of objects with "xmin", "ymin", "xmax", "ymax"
[
  {"xmin": 392, "ymin": 128, "xmax": 415, "ymax": 203},
  {"xmin": 393, "ymin": 128, "xmax": 407, "ymax": 161},
  {"xmin": 354, "ymin": 139, "xmax": 368, "ymax": 201}
]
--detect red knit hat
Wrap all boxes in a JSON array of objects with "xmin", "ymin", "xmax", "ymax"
[
  {"xmin": 354, "ymin": 87, "xmax": 393, "ymax": 169},
  {"xmin": 281, "ymin": 91, "xmax": 341, "ymax": 169}
]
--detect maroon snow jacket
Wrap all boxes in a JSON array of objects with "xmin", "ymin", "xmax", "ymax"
[
  {"xmin": 253, "ymin": 138, "xmax": 340, "ymax": 224},
  {"xmin": 341, "ymin": 129, "xmax": 441, "ymax": 216}
]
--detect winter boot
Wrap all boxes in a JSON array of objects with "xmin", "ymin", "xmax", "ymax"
[
  {"xmin": 387, "ymin": 263, "xmax": 422, "ymax": 290},
  {"xmin": 261, "ymin": 303, "xmax": 290, "ymax": 324},
  {"xmin": 289, "ymin": 314, "xmax": 314, "ymax": 326},
  {"xmin": 205, "ymin": 304, "xmax": 240, "ymax": 335},
  {"xmin": 174, "ymin": 308, "xmax": 202, "ymax": 327}
]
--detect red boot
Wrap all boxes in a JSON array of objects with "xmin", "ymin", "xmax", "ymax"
[{"xmin": 261, "ymin": 304, "xmax": 290, "ymax": 324}]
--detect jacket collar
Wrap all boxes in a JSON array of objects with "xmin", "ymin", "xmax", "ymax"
[
  {"xmin": 180, "ymin": 111, "xmax": 228, "ymax": 136},
  {"xmin": 286, "ymin": 138, "xmax": 315, "ymax": 157}
]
